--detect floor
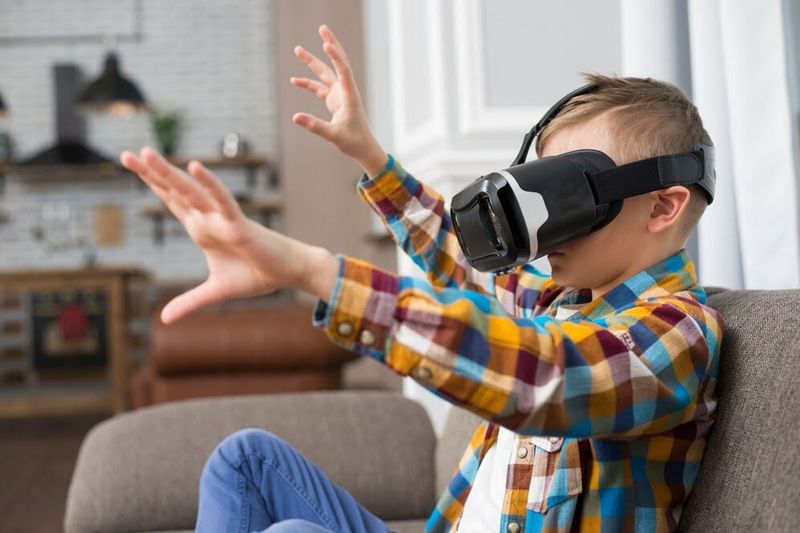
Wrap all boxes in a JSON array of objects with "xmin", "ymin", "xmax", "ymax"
[{"xmin": 0, "ymin": 413, "xmax": 108, "ymax": 532}]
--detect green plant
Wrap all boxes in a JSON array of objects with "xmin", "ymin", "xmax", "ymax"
[{"xmin": 150, "ymin": 108, "xmax": 182, "ymax": 156}]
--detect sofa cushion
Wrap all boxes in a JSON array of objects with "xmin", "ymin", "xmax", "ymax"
[{"xmin": 65, "ymin": 391, "xmax": 437, "ymax": 533}]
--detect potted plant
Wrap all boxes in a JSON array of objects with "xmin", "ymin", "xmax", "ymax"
[{"xmin": 150, "ymin": 108, "xmax": 182, "ymax": 157}]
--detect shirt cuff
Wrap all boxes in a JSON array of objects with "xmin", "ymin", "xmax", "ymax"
[
  {"xmin": 355, "ymin": 154, "xmax": 412, "ymax": 218},
  {"xmin": 311, "ymin": 254, "xmax": 399, "ymax": 362},
  {"xmin": 311, "ymin": 253, "xmax": 345, "ymax": 329},
  {"xmin": 361, "ymin": 153, "xmax": 394, "ymax": 182}
]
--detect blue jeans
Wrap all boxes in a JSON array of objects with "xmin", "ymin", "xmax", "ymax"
[{"xmin": 195, "ymin": 428, "xmax": 393, "ymax": 533}]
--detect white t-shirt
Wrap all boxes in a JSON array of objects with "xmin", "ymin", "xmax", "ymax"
[{"xmin": 457, "ymin": 303, "xmax": 583, "ymax": 532}]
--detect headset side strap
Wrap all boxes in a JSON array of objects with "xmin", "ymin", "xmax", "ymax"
[{"xmin": 590, "ymin": 151, "xmax": 704, "ymax": 204}]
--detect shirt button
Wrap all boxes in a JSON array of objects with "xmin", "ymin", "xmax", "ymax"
[
  {"xmin": 413, "ymin": 366, "xmax": 432, "ymax": 380},
  {"xmin": 516, "ymin": 446, "xmax": 528, "ymax": 459},
  {"xmin": 359, "ymin": 329, "xmax": 376, "ymax": 345},
  {"xmin": 336, "ymin": 321, "xmax": 354, "ymax": 336},
  {"xmin": 507, "ymin": 522, "xmax": 521, "ymax": 533}
]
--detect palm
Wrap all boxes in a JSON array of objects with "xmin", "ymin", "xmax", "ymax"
[{"xmin": 181, "ymin": 211, "xmax": 267, "ymax": 295}]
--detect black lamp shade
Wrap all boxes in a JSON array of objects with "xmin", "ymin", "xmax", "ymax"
[{"xmin": 79, "ymin": 52, "xmax": 148, "ymax": 115}]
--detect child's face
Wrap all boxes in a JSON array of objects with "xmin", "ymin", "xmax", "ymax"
[{"xmin": 539, "ymin": 114, "xmax": 658, "ymax": 298}]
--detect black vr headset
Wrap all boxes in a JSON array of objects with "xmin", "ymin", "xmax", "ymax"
[{"xmin": 450, "ymin": 84, "xmax": 716, "ymax": 274}]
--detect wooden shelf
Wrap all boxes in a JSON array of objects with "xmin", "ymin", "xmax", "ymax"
[
  {"xmin": 165, "ymin": 154, "xmax": 276, "ymax": 189},
  {"xmin": 0, "ymin": 264, "xmax": 148, "ymax": 283},
  {"xmin": 0, "ymin": 154, "xmax": 276, "ymax": 190},
  {"xmin": 0, "ymin": 154, "xmax": 280, "ymax": 237},
  {"xmin": 4, "ymin": 162, "xmax": 125, "ymax": 181},
  {"xmin": 166, "ymin": 155, "xmax": 270, "ymax": 168}
]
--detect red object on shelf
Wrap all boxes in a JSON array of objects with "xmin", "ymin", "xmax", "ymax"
[{"xmin": 58, "ymin": 303, "xmax": 90, "ymax": 341}]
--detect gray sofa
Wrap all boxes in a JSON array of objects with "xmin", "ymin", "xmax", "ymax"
[{"xmin": 64, "ymin": 287, "xmax": 800, "ymax": 532}]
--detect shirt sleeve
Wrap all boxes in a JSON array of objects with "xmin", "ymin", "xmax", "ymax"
[
  {"xmin": 357, "ymin": 155, "xmax": 504, "ymax": 295},
  {"xmin": 313, "ymin": 254, "xmax": 720, "ymax": 439}
]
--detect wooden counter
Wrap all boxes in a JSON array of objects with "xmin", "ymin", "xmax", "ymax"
[{"xmin": 0, "ymin": 265, "xmax": 150, "ymax": 417}]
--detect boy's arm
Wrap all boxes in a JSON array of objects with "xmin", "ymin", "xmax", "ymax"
[
  {"xmin": 356, "ymin": 154, "xmax": 497, "ymax": 293},
  {"xmin": 291, "ymin": 25, "xmax": 528, "ymax": 295},
  {"xmin": 313, "ymin": 254, "xmax": 722, "ymax": 439}
]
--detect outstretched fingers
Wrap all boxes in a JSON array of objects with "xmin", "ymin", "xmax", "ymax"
[
  {"xmin": 319, "ymin": 24, "xmax": 350, "ymax": 63},
  {"xmin": 121, "ymin": 150, "xmax": 188, "ymax": 220},
  {"xmin": 319, "ymin": 25, "xmax": 355, "ymax": 93},
  {"xmin": 140, "ymin": 147, "xmax": 215, "ymax": 214},
  {"xmin": 289, "ymin": 76, "xmax": 330, "ymax": 100},
  {"xmin": 294, "ymin": 45, "xmax": 336, "ymax": 85},
  {"xmin": 186, "ymin": 161, "xmax": 242, "ymax": 221}
]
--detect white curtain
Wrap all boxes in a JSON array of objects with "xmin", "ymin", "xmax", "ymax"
[{"xmin": 689, "ymin": 0, "xmax": 800, "ymax": 289}]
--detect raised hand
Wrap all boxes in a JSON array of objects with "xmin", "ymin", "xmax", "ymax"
[
  {"xmin": 291, "ymin": 24, "xmax": 388, "ymax": 177},
  {"xmin": 120, "ymin": 147, "xmax": 335, "ymax": 324}
]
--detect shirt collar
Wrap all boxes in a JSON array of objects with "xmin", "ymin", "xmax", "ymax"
[{"xmin": 548, "ymin": 248, "xmax": 704, "ymax": 321}]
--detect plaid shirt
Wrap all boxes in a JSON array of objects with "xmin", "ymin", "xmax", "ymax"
[{"xmin": 312, "ymin": 155, "xmax": 723, "ymax": 533}]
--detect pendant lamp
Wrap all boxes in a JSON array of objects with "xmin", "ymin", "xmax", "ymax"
[{"xmin": 79, "ymin": 51, "xmax": 148, "ymax": 116}]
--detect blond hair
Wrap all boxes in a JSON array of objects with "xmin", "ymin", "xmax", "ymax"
[{"xmin": 536, "ymin": 73, "xmax": 713, "ymax": 234}]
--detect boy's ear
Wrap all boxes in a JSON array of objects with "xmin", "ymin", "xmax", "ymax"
[{"xmin": 647, "ymin": 185, "xmax": 691, "ymax": 233}]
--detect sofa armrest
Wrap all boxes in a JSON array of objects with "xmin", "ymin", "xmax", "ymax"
[{"xmin": 65, "ymin": 391, "xmax": 437, "ymax": 533}]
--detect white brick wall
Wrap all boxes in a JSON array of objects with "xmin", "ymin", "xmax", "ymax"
[{"xmin": 0, "ymin": 0, "xmax": 278, "ymax": 281}]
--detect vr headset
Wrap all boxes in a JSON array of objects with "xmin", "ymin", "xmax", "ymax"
[{"xmin": 450, "ymin": 84, "xmax": 716, "ymax": 274}]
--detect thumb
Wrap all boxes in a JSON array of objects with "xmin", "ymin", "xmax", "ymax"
[{"xmin": 160, "ymin": 279, "xmax": 222, "ymax": 324}]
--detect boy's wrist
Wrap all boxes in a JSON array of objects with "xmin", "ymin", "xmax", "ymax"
[
  {"xmin": 355, "ymin": 137, "xmax": 389, "ymax": 178},
  {"xmin": 293, "ymin": 244, "xmax": 340, "ymax": 302}
]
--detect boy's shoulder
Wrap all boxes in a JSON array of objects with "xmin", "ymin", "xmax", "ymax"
[
  {"xmin": 646, "ymin": 287, "xmax": 724, "ymax": 338},
  {"xmin": 607, "ymin": 287, "xmax": 724, "ymax": 367}
]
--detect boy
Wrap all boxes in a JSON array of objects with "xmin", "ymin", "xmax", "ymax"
[{"xmin": 121, "ymin": 24, "xmax": 722, "ymax": 533}]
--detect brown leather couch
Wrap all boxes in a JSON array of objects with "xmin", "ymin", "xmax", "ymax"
[{"xmin": 130, "ymin": 302, "xmax": 358, "ymax": 407}]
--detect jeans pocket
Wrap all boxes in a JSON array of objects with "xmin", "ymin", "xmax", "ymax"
[{"xmin": 526, "ymin": 437, "xmax": 583, "ymax": 514}]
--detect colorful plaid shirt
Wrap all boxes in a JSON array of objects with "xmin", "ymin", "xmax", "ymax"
[{"xmin": 312, "ymin": 155, "xmax": 723, "ymax": 533}]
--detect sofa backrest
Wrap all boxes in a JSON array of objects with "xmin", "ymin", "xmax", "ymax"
[
  {"xmin": 680, "ymin": 287, "xmax": 800, "ymax": 532},
  {"xmin": 435, "ymin": 288, "xmax": 800, "ymax": 532},
  {"xmin": 436, "ymin": 404, "xmax": 482, "ymax": 496}
]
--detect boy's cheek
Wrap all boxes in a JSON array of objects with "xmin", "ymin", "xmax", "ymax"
[
  {"xmin": 548, "ymin": 236, "xmax": 603, "ymax": 287},
  {"xmin": 547, "ymin": 255, "xmax": 573, "ymax": 286}
]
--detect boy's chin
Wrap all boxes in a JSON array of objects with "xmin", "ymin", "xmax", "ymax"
[
  {"xmin": 551, "ymin": 273, "xmax": 568, "ymax": 287},
  {"xmin": 548, "ymin": 260, "xmax": 580, "ymax": 288},
  {"xmin": 548, "ymin": 262, "xmax": 568, "ymax": 285}
]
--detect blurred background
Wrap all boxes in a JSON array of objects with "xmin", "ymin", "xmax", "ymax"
[{"xmin": 0, "ymin": 0, "xmax": 798, "ymax": 530}]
